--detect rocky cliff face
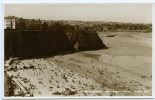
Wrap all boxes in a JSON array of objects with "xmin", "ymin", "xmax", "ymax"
[
  {"xmin": 5, "ymin": 29, "xmax": 106, "ymax": 59},
  {"xmin": 66, "ymin": 29, "xmax": 105, "ymax": 51}
]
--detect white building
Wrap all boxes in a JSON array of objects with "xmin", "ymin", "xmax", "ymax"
[
  {"xmin": 4, "ymin": 18, "xmax": 12, "ymax": 29},
  {"xmin": 11, "ymin": 18, "xmax": 16, "ymax": 29},
  {"xmin": 4, "ymin": 16, "xmax": 16, "ymax": 29}
]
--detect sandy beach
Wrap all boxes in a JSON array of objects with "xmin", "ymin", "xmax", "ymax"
[{"xmin": 7, "ymin": 32, "xmax": 152, "ymax": 97}]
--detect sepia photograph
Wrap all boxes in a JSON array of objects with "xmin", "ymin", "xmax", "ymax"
[{"xmin": 3, "ymin": 2, "xmax": 153, "ymax": 98}]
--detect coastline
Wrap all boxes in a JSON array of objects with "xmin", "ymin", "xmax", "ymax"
[{"xmin": 5, "ymin": 32, "xmax": 152, "ymax": 97}]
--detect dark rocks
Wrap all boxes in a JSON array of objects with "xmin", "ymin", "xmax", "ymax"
[
  {"xmin": 5, "ymin": 30, "xmax": 74, "ymax": 59},
  {"xmin": 66, "ymin": 29, "xmax": 106, "ymax": 51},
  {"xmin": 5, "ymin": 28, "xmax": 106, "ymax": 59}
]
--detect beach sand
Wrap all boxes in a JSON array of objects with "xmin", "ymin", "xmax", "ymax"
[{"xmin": 8, "ymin": 32, "xmax": 152, "ymax": 97}]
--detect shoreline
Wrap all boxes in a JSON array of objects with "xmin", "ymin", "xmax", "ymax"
[{"xmin": 4, "ymin": 32, "xmax": 152, "ymax": 97}]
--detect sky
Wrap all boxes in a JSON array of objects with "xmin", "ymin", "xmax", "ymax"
[{"xmin": 4, "ymin": 3, "xmax": 152, "ymax": 23}]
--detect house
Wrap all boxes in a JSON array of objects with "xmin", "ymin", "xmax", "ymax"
[
  {"xmin": 4, "ymin": 16, "xmax": 17, "ymax": 29},
  {"xmin": 19, "ymin": 18, "xmax": 26, "ymax": 30},
  {"xmin": 4, "ymin": 17, "xmax": 12, "ymax": 29},
  {"xmin": 29, "ymin": 19, "xmax": 37, "ymax": 30},
  {"xmin": 11, "ymin": 18, "xmax": 16, "ymax": 29},
  {"xmin": 15, "ymin": 18, "xmax": 20, "ymax": 29},
  {"xmin": 25, "ymin": 19, "xmax": 31, "ymax": 30},
  {"xmin": 36, "ymin": 19, "xmax": 42, "ymax": 30},
  {"xmin": 46, "ymin": 21, "xmax": 51, "ymax": 28}
]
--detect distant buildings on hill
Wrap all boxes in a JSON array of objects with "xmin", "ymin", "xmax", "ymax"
[
  {"xmin": 4, "ymin": 16, "xmax": 152, "ymax": 32},
  {"xmin": 4, "ymin": 16, "xmax": 48, "ymax": 30}
]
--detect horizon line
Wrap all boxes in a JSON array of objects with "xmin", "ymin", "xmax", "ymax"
[{"xmin": 4, "ymin": 15, "xmax": 152, "ymax": 24}]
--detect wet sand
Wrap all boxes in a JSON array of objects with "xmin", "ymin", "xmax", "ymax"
[{"xmin": 7, "ymin": 32, "xmax": 152, "ymax": 97}]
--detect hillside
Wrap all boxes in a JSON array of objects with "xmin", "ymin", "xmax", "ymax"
[{"xmin": 4, "ymin": 29, "xmax": 106, "ymax": 59}]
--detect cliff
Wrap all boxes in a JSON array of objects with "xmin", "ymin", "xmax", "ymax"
[
  {"xmin": 5, "ymin": 29, "xmax": 106, "ymax": 59},
  {"xmin": 66, "ymin": 29, "xmax": 105, "ymax": 50}
]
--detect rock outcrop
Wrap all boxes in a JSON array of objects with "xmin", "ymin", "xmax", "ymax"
[
  {"xmin": 5, "ymin": 28, "xmax": 106, "ymax": 59},
  {"xmin": 66, "ymin": 29, "xmax": 105, "ymax": 51}
]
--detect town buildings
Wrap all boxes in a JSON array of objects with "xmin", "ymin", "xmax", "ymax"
[
  {"xmin": 4, "ymin": 17, "xmax": 12, "ymax": 29},
  {"xmin": 4, "ymin": 15, "xmax": 152, "ymax": 32},
  {"xmin": 4, "ymin": 16, "xmax": 16, "ymax": 29}
]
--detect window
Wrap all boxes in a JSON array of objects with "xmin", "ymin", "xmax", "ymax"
[{"xmin": 6, "ymin": 27, "xmax": 10, "ymax": 29}]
